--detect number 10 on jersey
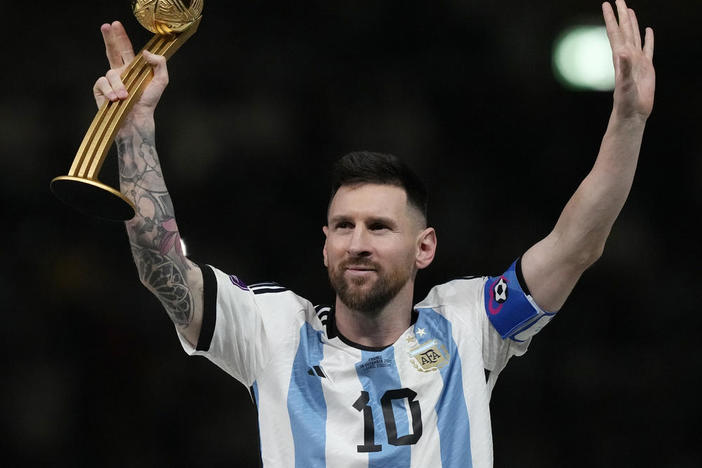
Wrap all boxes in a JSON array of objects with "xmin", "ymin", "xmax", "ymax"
[{"xmin": 352, "ymin": 388, "xmax": 423, "ymax": 452}]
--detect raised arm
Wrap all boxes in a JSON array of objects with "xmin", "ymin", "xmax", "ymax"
[
  {"xmin": 521, "ymin": 0, "xmax": 655, "ymax": 312},
  {"xmin": 94, "ymin": 21, "xmax": 203, "ymax": 346}
]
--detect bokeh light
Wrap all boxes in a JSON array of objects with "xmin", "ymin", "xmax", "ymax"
[{"xmin": 553, "ymin": 25, "xmax": 614, "ymax": 91}]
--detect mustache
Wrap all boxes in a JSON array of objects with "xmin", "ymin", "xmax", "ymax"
[{"xmin": 339, "ymin": 258, "xmax": 379, "ymax": 270}]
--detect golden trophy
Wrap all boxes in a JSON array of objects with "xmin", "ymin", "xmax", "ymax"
[{"xmin": 50, "ymin": 0, "xmax": 204, "ymax": 220}]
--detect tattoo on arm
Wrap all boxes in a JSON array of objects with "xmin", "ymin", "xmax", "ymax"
[
  {"xmin": 117, "ymin": 119, "xmax": 194, "ymax": 328},
  {"xmin": 131, "ymin": 245, "xmax": 193, "ymax": 326}
]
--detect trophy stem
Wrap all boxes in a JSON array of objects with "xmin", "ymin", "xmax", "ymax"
[{"xmin": 51, "ymin": 16, "xmax": 202, "ymax": 220}]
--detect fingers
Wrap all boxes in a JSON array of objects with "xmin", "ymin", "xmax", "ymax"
[
  {"xmin": 94, "ymin": 23, "xmax": 169, "ymax": 112},
  {"xmin": 645, "ymin": 27, "xmax": 654, "ymax": 57},
  {"xmin": 111, "ymin": 21, "xmax": 136, "ymax": 65},
  {"xmin": 602, "ymin": 2, "xmax": 620, "ymax": 44},
  {"xmin": 628, "ymin": 8, "xmax": 641, "ymax": 49},
  {"xmin": 101, "ymin": 21, "xmax": 135, "ymax": 70},
  {"xmin": 92, "ymin": 70, "xmax": 128, "ymax": 108},
  {"xmin": 602, "ymin": 2, "xmax": 651, "ymax": 55},
  {"xmin": 100, "ymin": 23, "xmax": 120, "ymax": 68},
  {"xmin": 106, "ymin": 69, "xmax": 128, "ymax": 99},
  {"xmin": 615, "ymin": 0, "xmax": 632, "ymax": 43},
  {"xmin": 93, "ymin": 51, "xmax": 169, "ymax": 111},
  {"xmin": 142, "ymin": 50, "xmax": 170, "ymax": 87},
  {"xmin": 93, "ymin": 76, "xmax": 112, "ymax": 107},
  {"xmin": 93, "ymin": 75, "xmax": 122, "ymax": 104}
]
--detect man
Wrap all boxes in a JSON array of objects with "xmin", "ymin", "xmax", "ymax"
[{"xmin": 94, "ymin": 1, "xmax": 654, "ymax": 466}]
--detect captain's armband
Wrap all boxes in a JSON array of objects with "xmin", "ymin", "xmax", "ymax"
[{"xmin": 484, "ymin": 258, "xmax": 557, "ymax": 341}]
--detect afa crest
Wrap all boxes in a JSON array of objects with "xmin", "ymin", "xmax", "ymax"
[{"xmin": 407, "ymin": 333, "xmax": 450, "ymax": 373}]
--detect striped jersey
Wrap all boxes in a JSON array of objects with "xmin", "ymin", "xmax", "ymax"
[{"xmin": 177, "ymin": 258, "xmax": 557, "ymax": 467}]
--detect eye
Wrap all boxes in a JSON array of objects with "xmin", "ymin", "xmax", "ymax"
[
  {"xmin": 369, "ymin": 222, "xmax": 390, "ymax": 231},
  {"xmin": 335, "ymin": 221, "xmax": 353, "ymax": 230}
]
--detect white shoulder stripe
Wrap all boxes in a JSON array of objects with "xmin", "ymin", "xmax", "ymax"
[
  {"xmin": 249, "ymin": 283, "xmax": 289, "ymax": 295},
  {"xmin": 250, "ymin": 282, "xmax": 283, "ymax": 288}
]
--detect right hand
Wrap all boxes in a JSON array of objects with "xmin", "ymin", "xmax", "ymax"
[{"xmin": 93, "ymin": 21, "xmax": 169, "ymax": 116}]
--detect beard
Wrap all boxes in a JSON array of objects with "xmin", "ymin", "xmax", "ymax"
[{"xmin": 328, "ymin": 257, "xmax": 412, "ymax": 316}]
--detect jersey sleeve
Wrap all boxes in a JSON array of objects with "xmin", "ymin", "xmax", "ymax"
[
  {"xmin": 415, "ymin": 258, "xmax": 558, "ymax": 392},
  {"xmin": 176, "ymin": 263, "xmax": 283, "ymax": 387},
  {"xmin": 479, "ymin": 257, "xmax": 558, "ymax": 387}
]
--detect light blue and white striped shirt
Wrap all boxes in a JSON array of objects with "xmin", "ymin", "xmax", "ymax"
[{"xmin": 178, "ymin": 259, "xmax": 556, "ymax": 467}]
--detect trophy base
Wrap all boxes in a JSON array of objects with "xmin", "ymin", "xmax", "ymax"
[{"xmin": 50, "ymin": 176, "xmax": 135, "ymax": 221}]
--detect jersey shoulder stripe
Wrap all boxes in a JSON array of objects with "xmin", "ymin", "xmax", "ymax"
[
  {"xmin": 314, "ymin": 305, "xmax": 332, "ymax": 326},
  {"xmin": 250, "ymin": 282, "xmax": 282, "ymax": 287},
  {"xmin": 250, "ymin": 282, "xmax": 289, "ymax": 295}
]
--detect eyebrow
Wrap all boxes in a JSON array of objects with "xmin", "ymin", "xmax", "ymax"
[
  {"xmin": 328, "ymin": 215, "xmax": 351, "ymax": 225},
  {"xmin": 366, "ymin": 216, "xmax": 398, "ymax": 228},
  {"xmin": 328, "ymin": 215, "xmax": 398, "ymax": 228}
]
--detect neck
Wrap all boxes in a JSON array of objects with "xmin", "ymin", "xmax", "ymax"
[{"xmin": 334, "ymin": 280, "xmax": 415, "ymax": 348}]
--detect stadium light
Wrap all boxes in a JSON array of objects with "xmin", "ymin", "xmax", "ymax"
[{"xmin": 553, "ymin": 25, "xmax": 614, "ymax": 91}]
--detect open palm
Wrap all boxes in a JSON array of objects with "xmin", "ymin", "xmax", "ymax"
[{"xmin": 603, "ymin": 0, "xmax": 655, "ymax": 120}]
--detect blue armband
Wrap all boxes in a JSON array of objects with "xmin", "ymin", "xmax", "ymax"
[{"xmin": 484, "ymin": 258, "xmax": 557, "ymax": 341}]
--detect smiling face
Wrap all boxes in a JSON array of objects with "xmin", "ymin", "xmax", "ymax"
[{"xmin": 323, "ymin": 183, "xmax": 435, "ymax": 315}]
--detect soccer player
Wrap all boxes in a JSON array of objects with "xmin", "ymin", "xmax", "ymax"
[{"xmin": 93, "ymin": 1, "xmax": 654, "ymax": 466}]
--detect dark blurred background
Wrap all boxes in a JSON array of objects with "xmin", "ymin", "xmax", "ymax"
[{"xmin": 2, "ymin": 0, "xmax": 700, "ymax": 466}]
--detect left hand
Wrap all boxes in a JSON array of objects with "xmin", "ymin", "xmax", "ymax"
[{"xmin": 602, "ymin": 0, "xmax": 655, "ymax": 121}]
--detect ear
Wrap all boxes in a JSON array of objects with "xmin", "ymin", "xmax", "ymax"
[
  {"xmin": 415, "ymin": 227, "xmax": 437, "ymax": 270},
  {"xmin": 322, "ymin": 225, "xmax": 329, "ymax": 267}
]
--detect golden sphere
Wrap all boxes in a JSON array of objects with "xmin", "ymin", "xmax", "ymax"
[{"xmin": 132, "ymin": 0, "xmax": 204, "ymax": 34}]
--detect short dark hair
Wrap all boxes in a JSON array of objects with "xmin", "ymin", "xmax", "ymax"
[{"xmin": 329, "ymin": 151, "xmax": 428, "ymax": 222}]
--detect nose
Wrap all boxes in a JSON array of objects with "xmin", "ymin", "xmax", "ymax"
[{"xmin": 347, "ymin": 225, "xmax": 371, "ymax": 257}]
